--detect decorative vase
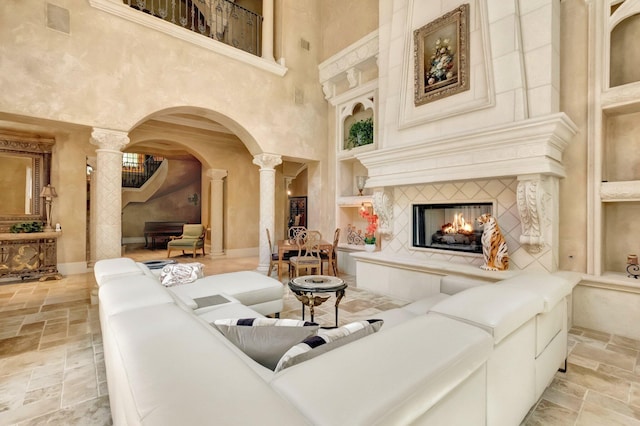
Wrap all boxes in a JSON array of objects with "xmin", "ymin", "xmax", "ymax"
[{"xmin": 364, "ymin": 243, "xmax": 376, "ymax": 252}]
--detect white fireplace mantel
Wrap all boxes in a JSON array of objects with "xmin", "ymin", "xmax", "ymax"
[{"xmin": 357, "ymin": 113, "xmax": 577, "ymax": 189}]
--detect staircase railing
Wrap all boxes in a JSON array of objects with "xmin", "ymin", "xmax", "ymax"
[
  {"xmin": 122, "ymin": 155, "xmax": 165, "ymax": 188},
  {"xmin": 124, "ymin": 0, "xmax": 262, "ymax": 56}
]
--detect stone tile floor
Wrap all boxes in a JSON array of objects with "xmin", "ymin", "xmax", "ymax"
[{"xmin": 0, "ymin": 247, "xmax": 639, "ymax": 425}]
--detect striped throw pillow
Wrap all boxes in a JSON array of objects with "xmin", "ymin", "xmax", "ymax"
[{"xmin": 274, "ymin": 319, "xmax": 383, "ymax": 373}]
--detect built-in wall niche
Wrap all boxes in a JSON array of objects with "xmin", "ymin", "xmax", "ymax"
[
  {"xmin": 337, "ymin": 158, "xmax": 370, "ymax": 198},
  {"xmin": 603, "ymin": 201, "xmax": 640, "ymax": 274},
  {"xmin": 412, "ymin": 202, "xmax": 493, "ymax": 254},
  {"xmin": 339, "ymin": 94, "xmax": 375, "ymax": 155},
  {"xmin": 609, "ymin": 13, "xmax": 640, "ymax": 88},
  {"xmin": 604, "ymin": 108, "xmax": 640, "ymax": 182}
]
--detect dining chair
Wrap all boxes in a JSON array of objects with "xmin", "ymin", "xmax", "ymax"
[
  {"xmin": 320, "ymin": 227, "xmax": 340, "ymax": 276},
  {"xmin": 266, "ymin": 228, "xmax": 291, "ymax": 280},
  {"xmin": 288, "ymin": 226, "xmax": 307, "ymax": 241},
  {"xmin": 288, "ymin": 230, "xmax": 322, "ymax": 277}
]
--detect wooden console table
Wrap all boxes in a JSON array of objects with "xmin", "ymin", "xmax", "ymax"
[{"xmin": 0, "ymin": 231, "xmax": 62, "ymax": 281}]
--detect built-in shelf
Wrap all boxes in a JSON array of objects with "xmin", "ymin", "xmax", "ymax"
[
  {"xmin": 601, "ymin": 82, "xmax": 640, "ymax": 113},
  {"xmin": 337, "ymin": 141, "xmax": 376, "ymax": 161},
  {"xmin": 581, "ymin": 272, "xmax": 640, "ymax": 294},
  {"xmin": 601, "ymin": 180, "xmax": 640, "ymax": 202},
  {"xmin": 337, "ymin": 196, "xmax": 373, "ymax": 207}
]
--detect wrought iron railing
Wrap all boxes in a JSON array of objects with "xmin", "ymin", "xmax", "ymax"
[
  {"xmin": 124, "ymin": 0, "xmax": 262, "ymax": 56},
  {"xmin": 122, "ymin": 154, "xmax": 165, "ymax": 188}
]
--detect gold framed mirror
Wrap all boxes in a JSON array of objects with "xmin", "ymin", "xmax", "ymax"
[{"xmin": 0, "ymin": 131, "xmax": 53, "ymax": 232}]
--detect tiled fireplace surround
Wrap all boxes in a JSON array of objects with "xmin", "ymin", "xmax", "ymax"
[{"xmin": 353, "ymin": 113, "xmax": 577, "ymax": 283}]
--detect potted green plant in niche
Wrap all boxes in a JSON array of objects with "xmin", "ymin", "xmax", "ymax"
[{"xmin": 345, "ymin": 117, "xmax": 374, "ymax": 150}]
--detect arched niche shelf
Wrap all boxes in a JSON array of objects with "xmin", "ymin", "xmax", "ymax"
[
  {"xmin": 610, "ymin": 13, "xmax": 640, "ymax": 87},
  {"xmin": 338, "ymin": 95, "xmax": 375, "ymax": 153}
]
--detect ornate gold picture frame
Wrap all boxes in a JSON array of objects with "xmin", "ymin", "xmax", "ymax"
[{"xmin": 414, "ymin": 4, "xmax": 470, "ymax": 106}]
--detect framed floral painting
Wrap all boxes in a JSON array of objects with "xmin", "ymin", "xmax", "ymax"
[{"xmin": 414, "ymin": 4, "xmax": 470, "ymax": 106}]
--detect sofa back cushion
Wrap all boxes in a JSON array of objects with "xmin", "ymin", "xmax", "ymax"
[
  {"xmin": 99, "ymin": 276, "xmax": 175, "ymax": 317},
  {"xmin": 94, "ymin": 257, "xmax": 145, "ymax": 287}
]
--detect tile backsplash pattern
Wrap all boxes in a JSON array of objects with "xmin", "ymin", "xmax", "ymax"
[{"xmin": 383, "ymin": 179, "xmax": 554, "ymax": 272}]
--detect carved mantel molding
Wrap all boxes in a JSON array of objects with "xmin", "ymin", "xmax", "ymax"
[
  {"xmin": 318, "ymin": 30, "xmax": 378, "ymax": 101},
  {"xmin": 517, "ymin": 176, "xmax": 546, "ymax": 253},
  {"xmin": 373, "ymin": 189, "xmax": 393, "ymax": 236}
]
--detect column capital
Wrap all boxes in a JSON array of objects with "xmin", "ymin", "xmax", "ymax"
[
  {"xmin": 252, "ymin": 153, "xmax": 282, "ymax": 170},
  {"xmin": 206, "ymin": 168, "xmax": 228, "ymax": 181},
  {"xmin": 90, "ymin": 128, "xmax": 129, "ymax": 151}
]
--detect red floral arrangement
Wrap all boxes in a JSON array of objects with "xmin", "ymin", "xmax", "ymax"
[{"xmin": 359, "ymin": 208, "xmax": 378, "ymax": 244}]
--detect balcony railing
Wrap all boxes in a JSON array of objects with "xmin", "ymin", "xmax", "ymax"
[
  {"xmin": 122, "ymin": 154, "xmax": 165, "ymax": 188},
  {"xmin": 124, "ymin": 0, "xmax": 262, "ymax": 56}
]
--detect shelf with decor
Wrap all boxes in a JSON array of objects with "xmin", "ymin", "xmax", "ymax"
[{"xmin": 589, "ymin": 6, "xmax": 640, "ymax": 280}]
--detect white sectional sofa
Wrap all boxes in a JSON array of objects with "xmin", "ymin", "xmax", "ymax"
[{"xmin": 95, "ymin": 258, "xmax": 578, "ymax": 425}]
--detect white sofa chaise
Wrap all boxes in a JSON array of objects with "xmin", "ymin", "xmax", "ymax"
[
  {"xmin": 94, "ymin": 257, "xmax": 284, "ymax": 316},
  {"xmin": 371, "ymin": 272, "xmax": 579, "ymax": 426},
  {"xmin": 95, "ymin": 258, "xmax": 577, "ymax": 425}
]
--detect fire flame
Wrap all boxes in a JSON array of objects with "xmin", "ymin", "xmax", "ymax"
[{"xmin": 441, "ymin": 213, "xmax": 474, "ymax": 235}]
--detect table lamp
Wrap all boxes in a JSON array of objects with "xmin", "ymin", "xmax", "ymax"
[{"xmin": 40, "ymin": 184, "xmax": 58, "ymax": 232}]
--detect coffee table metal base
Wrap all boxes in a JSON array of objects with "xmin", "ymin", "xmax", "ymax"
[{"xmin": 289, "ymin": 275, "xmax": 347, "ymax": 327}]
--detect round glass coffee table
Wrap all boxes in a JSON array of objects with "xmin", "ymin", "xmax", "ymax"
[{"xmin": 289, "ymin": 275, "xmax": 347, "ymax": 327}]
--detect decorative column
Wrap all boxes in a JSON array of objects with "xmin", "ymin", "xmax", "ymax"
[
  {"xmin": 207, "ymin": 168, "xmax": 228, "ymax": 256},
  {"xmin": 90, "ymin": 128, "xmax": 129, "ymax": 261},
  {"xmin": 253, "ymin": 153, "xmax": 282, "ymax": 273},
  {"xmin": 261, "ymin": 0, "xmax": 274, "ymax": 62}
]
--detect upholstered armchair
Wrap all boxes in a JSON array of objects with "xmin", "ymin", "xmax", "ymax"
[{"xmin": 167, "ymin": 224, "xmax": 206, "ymax": 258}]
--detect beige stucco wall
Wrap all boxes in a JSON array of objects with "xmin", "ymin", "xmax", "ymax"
[
  {"xmin": 319, "ymin": 0, "xmax": 379, "ymax": 62},
  {"xmin": 0, "ymin": 1, "xmax": 326, "ymax": 160},
  {"xmin": 51, "ymin": 128, "xmax": 95, "ymax": 267},
  {"xmin": 558, "ymin": 0, "xmax": 589, "ymax": 273},
  {"xmin": 0, "ymin": 0, "xmax": 334, "ymax": 265}
]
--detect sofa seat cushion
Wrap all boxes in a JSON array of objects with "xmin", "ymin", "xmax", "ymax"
[
  {"xmin": 403, "ymin": 293, "xmax": 451, "ymax": 315},
  {"xmin": 275, "ymin": 319, "xmax": 384, "ymax": 372},
  {"xmin": 373, "ymin": 308, "xmax": 420, "ymax": 330},
  {"xmin": 94, "ymin": 257, "xmax": 145, "ymax": 286},
  {"xmin": 99, "ymin": 276, "xmax": 175, "ymax": 316},
  {"xmin": 270, "ymin": 314, "xmax": 492, "ymax": 425},
  {"xmin": 213, "ymin": 318, "xmax": 319, "ymax": 370},
  {"xmin": 430, "ymin": 285, "xmax": 544, "ymax": 344},
  {"xmin": 168, "ymin": 271, "xmax": 284, "ymax": 309},
  {"xmin": 371, "ymin": 293, "xmax": 450, "ymax": 330},
  {"xmin": 107, "ymin": 304, "xmax": 307, "ymax": 425}
]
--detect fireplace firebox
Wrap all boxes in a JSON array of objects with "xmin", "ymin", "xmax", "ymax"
[{"xmin": 412, "ymin": 202, "xmax": 493, "ymax": 253}]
